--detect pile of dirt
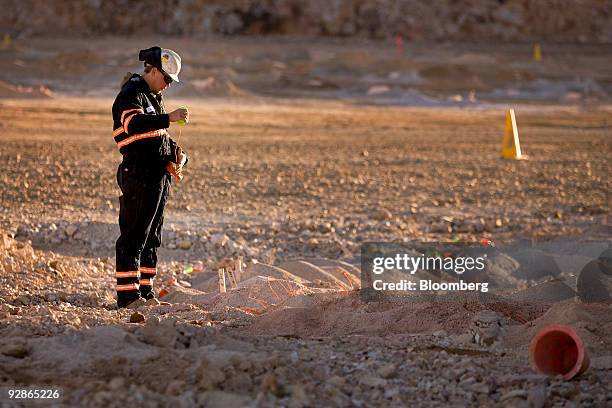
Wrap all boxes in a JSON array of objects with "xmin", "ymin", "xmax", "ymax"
[
  {"xmin": 239, "ymin": 290, "xmax": 552, "ymax": 339},
  {"xmin": 161, "ymin": 257, "xmax": 358, "ymax": 319},
  {"xmin": 164, "ymin": 277, "xmax": 322, "ymax": 315}
]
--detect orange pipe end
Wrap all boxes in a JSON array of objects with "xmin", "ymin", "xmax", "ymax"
[{"xmin": 529, "ymin": 324, "xmax": 590, "ymax": 380}]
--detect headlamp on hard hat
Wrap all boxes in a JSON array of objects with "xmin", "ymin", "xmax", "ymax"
[{"xmin": 139, "ymin": 47, "xmax": 162, "ymax": 70}]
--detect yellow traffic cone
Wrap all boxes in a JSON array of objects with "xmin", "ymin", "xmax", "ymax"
[
  {"xmin": 533, "ymin": 43, "xmax": 542, "ymax": 62},
  {"xmin": 1, "ymin": 34, "xmax": 11, "ymax": 48},
  {"xmin": 501, "ymin": 109, "xmax": 526, "ymax": 160}
]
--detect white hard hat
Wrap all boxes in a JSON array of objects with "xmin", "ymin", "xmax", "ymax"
[{"xmin": 161, "ymin": 48, "xmax": 181, "ymax": 83}]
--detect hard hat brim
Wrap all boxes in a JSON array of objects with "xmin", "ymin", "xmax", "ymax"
[{"xmin": 159, "ymin": 67, "xmax": 180, "ymax": 83}]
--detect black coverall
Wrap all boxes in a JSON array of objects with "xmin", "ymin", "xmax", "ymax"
[{"xmin": 111, "ymin": 73, "xmax": 186, "ymax": 307}]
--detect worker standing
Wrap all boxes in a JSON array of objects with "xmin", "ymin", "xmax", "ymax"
[{"xmin": 112, "ymin": 46, "xmax": 189, "ymax": 309}]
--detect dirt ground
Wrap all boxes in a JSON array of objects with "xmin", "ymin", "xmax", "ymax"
[{"xmin": 0, "ymin": 38, "xmax": 611, "ymax": 407}]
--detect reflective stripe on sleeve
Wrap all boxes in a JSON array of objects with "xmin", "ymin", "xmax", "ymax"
[
  {"xmin": 140, "ymin": 279, "xmax": 152, "ymax": 286},
  {"xmin": 140, "ymin": 267, "xmax": 157, "ymax": 274},
  {"xmin": 121, "ymin": 108, "xmax": 144, "ymax": 124},
  {"xmin": 113, "ymin": 127, "xmax": 124, "ymax": 137},
  {"xmin": 123, "ymin": 112, "xmax": 137, "ymax": 133}
]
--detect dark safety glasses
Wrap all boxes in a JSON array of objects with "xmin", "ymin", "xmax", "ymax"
[{"xmin": 161, "ymin": 70, "xmax": 173, "ymax": 85}]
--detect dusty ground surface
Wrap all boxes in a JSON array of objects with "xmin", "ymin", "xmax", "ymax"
[{"xmin": 0, "ymin": 38, "xmax": 611, "ymax": 407}]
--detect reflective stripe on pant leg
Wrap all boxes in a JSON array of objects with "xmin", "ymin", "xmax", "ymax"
[
  {"xmin": 140, "ymin": 267, "xmax": 156, "ymax": 287},
  {"xmin": 116, "ymin": 270, "xmax": 140, "ymax": 293},
  {"xmin": 117, "ymin": 283, "xmax": 140, "ymax": 291}
]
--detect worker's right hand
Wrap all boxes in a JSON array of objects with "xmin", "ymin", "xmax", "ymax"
[
  {"xmin": 168, "ymin": 108, "xmax": 189, "ymax": 123},
  {"xmin": 166, "ymin": 162, "xmax": 183, "ymax": 182}
]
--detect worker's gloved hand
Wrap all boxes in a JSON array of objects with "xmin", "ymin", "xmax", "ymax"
[
  {"xmin": 166, "ymin": 162, "xmax": 183, "ymax": 182},
  {"xmin": 168, "ymin": 108, "xmax": 189, "ymax": 123},
  {"xmin": 166, "ymin": 145, "xmax": 187, "ymax": 182}
]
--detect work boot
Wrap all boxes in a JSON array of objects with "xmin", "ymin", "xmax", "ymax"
[
  {"xmin": 145, "ymin": 298, "xmax": 161, "ymax": 306},
  {"xmin": 126, "ymin": 298, "xmax": 147, "ymax": 309},
  {"xmin": 117, "ymin": 296, "xmax": 145, "ymax": 309},
  {"xmin": 140, "ymin": 287, "xmax": 155, "ymax": 300},
  {"xmin": 144, "ymin": 298, "xmax": 171, "ymax": 306}
]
